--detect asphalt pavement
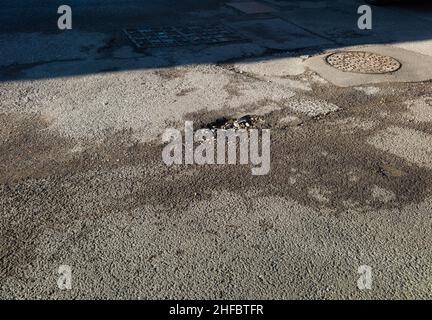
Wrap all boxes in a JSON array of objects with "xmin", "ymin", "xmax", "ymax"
[{"xmin": 1, "ymin": 0, "xmax": 432, "ymax": 299}]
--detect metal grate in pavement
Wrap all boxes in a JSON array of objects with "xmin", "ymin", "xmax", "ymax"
[{"xmin": 124, "ymin": 24, "xmax": 246, "ymax": 48}]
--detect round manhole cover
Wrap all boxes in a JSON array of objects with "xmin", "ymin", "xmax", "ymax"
[{"xmin": 326, "ymin": 51, "xmax": 401, "ymax": 74}]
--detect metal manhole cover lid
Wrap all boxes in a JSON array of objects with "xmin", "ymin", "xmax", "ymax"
[{"xmin": 326, "ymin": 51, "xmax": 401, "ymax": 74}]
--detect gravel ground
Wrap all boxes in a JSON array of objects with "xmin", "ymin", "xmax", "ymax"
[{"xmin": 1, "ymin": 0, "xmax": 432, "ymax": 299}]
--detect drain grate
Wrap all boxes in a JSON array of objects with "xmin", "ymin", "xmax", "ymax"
[
  {"xmin": 124, "ymin": 25, "xmax": 246, "ymax": 48},
  {"xmin": 326, "ymin": 51, "xmax": 401, "ymax": 74}
]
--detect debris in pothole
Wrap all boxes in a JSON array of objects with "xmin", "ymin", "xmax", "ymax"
[
  {"xmin": 207, "ymin": 117, "xmax": 231, "ymax": 130},
  {"xmin": 235, "ymin": 115, "xmax": 252, "ymax": 128},
  {"xmin": 206, "ymin": 115, "xmax": 263, "ymax": 131}
]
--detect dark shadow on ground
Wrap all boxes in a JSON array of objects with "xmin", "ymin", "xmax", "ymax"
[{"xmin": 1, "ymin": 0, "xmax": 432, "ymax": 81}]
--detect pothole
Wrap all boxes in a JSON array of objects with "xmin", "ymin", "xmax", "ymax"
[
  {"xmin": 206, "ymin": 115, "xmax": 264, "ymax": 131},
  {"xmin": 326, "ymin": 51, "xmax": 401, "ymax": 74}
]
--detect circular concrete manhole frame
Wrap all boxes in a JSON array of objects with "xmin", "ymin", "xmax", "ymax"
[{"xmin": 325, "ymin": 51, "xmax": 402, "ymax": 74}]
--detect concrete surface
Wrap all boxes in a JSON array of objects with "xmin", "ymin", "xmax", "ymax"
[
  {"xmin": 305, "ymin": 45, "xmax": 432, "ymax": 87},
  {"xmin": 1, "ymin": 0, "xmax": 432, "ymax": 300},
  {"xmin": 234, "ymin": 55, "xmax": 306, "ymax": 77}
]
